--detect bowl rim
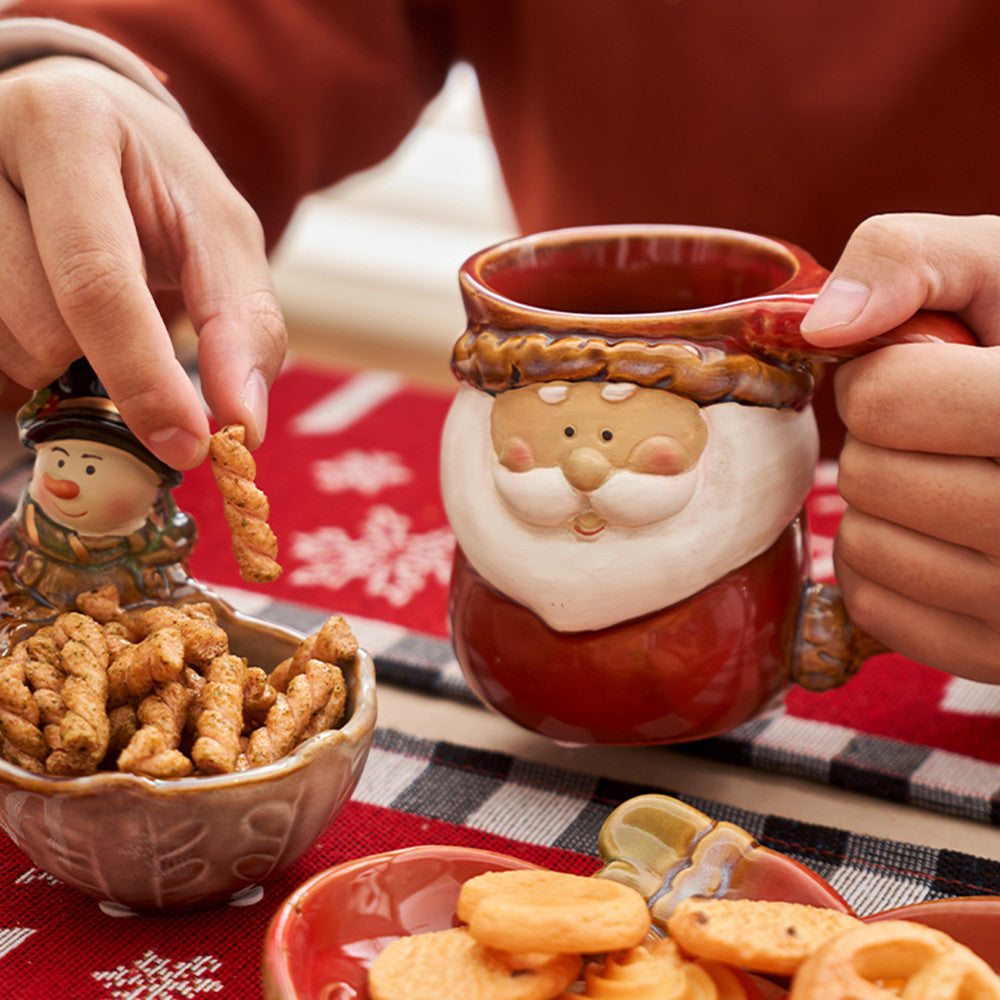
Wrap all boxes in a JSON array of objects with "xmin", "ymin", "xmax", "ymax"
[{"xmin": 0, "ymin": 647, "xmax": 377, "ymax": 798}]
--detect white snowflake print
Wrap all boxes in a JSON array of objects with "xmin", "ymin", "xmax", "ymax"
[
  {"xmin": 311, "ymin": 449, "xmax": 412, "ymax": 496},
  {"xmin": 290, "ymin": 504, "xmax": 454, "ymax": 606},
  {"xmin": 92, "ymin": 950, "xmax": 223, "ymax": 999}
]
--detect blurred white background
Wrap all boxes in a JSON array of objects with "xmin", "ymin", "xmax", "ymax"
[{"xmin": 269, "ymin": 64, "xmax": 517, "ymax": 386}]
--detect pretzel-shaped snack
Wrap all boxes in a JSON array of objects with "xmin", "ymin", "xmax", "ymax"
[
  {"xmin": 788, "ymin": 919, "xmax": 1000, "ymax": 999},
  {"xmin": 209, "ymin": 423, "xmax": 281, "ymax": 582}
]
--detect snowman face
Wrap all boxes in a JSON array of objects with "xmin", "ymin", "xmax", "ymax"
[{"xmin": 29, "ymin": 439, "xmax": 161, "ymax": 536}]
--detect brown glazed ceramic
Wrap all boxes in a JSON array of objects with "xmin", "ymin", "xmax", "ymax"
[
  {"xmin": 0, "ymin": 360, "xmax": 378, "ymax": 911},
  {"xmin": 441, "ymin": 224, "xmax": 975, "ymax": 746}
]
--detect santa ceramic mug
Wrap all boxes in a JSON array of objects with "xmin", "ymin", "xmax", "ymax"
[{"xmin": 440, "ymin": 224, "xmax": 975, "ymax": 746}]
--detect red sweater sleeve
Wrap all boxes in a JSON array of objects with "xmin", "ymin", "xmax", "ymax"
[{"xmin": 0, "ymin": 2, "xmax": 455, "ymax": 247}]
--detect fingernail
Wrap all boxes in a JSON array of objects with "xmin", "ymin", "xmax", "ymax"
[
  {"xmin": 243, "ymin": 368, "xmax": 269, "ymax": 444},
  {"xmin": 148, "ymin": 426, "xmax": 208, "ymax": 470},
  {"xmin": 800, "ymin": 277, "xmax": 871, "ymax": 333}
]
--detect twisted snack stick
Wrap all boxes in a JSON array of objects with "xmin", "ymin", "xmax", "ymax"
[
  {"xmin": 75, "ymin": 584, "xmax": 127, "ymax": 625},
  {"xmin": 243, "ymin": 666, "xmax": 277, "ymax": 729},
  {"xmin": 0, "ymin": 647, "xmax": 47, "ymax": 771},
  {"xmin": 244, "ymin": 657, "xmax": 339, "ymax": 767},
  {"xmin": 107, "ymin": 626, "xmax": 186, "ymax": 705},
  {"xmin": 209, "ymin": 424, "xmax": 281, "ymax": 582},
  {"xmin": 191, "ymin": 653, "xmax": 247, "ymax": 774},
  {"xmin": 117, "ymin": 681, "xmax": 194, "ymax": 778},
  {"xmin": 127, "ymin": 604, "xmax": 228, "ymax": 669},
  {"xmin": 46, "ymin": 614, "xmax": 110, "ymax": 775},
  {"xmin": 269, "ymin": 614, "xmax": 357, "ymax": 690}
]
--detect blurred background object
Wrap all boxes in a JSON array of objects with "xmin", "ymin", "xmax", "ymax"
[{"xmin": 269, "ymin": 63, "xmax": 517, "ymax": 388}]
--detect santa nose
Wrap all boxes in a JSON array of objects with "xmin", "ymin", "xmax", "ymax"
[
  {"xmin": 563, "ymin": 447, "xmax": 611, "ymax": 492},
  {"xmin": 42, "ymin": 473, "xmax": 80, "ymax": 499}
]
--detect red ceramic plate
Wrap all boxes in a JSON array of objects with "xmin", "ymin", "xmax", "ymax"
[
  {"xmin": 261, "ymin": 798, "xmax": 1000, "ymax": 999},
  {"xmin": 260, "ymin": 846, "xmax": 538, "ymax": 1000}
]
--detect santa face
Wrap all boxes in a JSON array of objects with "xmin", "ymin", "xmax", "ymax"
[
  {"xmin": 440, "ymin": 381, "xmax": 819, "ymax": 632},
  {"xmin": 490, "ymin": 381, "xmax": 708, "ymax": 539},
  {"xmin": 29, "ymin": 438, "xmax": 162, "ymax": 537}
]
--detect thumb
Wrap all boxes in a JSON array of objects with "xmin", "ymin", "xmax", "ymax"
[{"xmin": 799, "ymin": 213, "xmax": 1000, "ymax": 348}]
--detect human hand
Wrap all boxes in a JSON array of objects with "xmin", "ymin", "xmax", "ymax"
[
  {"xmin": 800, "ymin": 212, "xmax": 1000, "ymax": 682},
  {"xmin": 0, "ymin": 55, "xmax": 286, "ymax": 469}
]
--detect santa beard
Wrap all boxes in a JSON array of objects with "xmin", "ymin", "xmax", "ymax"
[
  {"xmin": 491, "ymin": 463, "xmax": 700, "ymax": 530},
  {"xmin": 440, "ymin": 385, "xmax": 819, "ymax": 632}
]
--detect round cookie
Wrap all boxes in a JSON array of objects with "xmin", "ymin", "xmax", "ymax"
[
  {"xmin": 789, "ymin": 919, "xmax": 1000, "ymax": 999},
  {"xmin": 456, "ymin": 869, "xmax": 580, "ymax": 924},
  {"xmin": 666, "ymin": 898, "xmax": 862, "ymax": 977},
  {"xmin": 367, "ymin": 927, "xmax": 581, "ymax": 1000},
  {"xmin": 467, "ymin": 872, "xmax": 651, "ymax": 954}
]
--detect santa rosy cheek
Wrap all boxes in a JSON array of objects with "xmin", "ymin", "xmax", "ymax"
[
  {"xmin": 626, "ymin": 436, "xmax": 693, "ymax": 476},
  {"xmin": 497, "ymin": 437, "xmax": 536, "ymax": 472}
]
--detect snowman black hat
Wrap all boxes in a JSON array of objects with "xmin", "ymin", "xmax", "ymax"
[{"xmin": 16, "ymin": 359, "xmax": 182, "ymax": 488}]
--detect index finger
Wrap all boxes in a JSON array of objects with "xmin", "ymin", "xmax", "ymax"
[
  {"xmin": 20, "ymin": 140, "xmax": 210, "ymax": 470},
  {"xmin": 834, "ymin": 341, "xmax": 1000, "ymax": 455}
]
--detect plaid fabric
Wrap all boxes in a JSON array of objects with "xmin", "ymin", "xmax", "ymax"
[
  {"xmin": 3, "ymin": 722, "xmax": 999, "ymax": 999},
  {"xmin": 214, "ymin": 584, "xmax": 1000, "ymax": 830}
]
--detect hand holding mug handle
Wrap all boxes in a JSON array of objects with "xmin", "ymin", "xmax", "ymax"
[{"xmin": 795, "ymin": 213, "xmax": 1000, "ymax": 684}]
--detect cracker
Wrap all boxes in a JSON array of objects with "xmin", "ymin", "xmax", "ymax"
[
  {"xmin": 667, "ymin": 897, "xmax": 862, "ymax": 977},
  {"xmin": 368, "ymin": 927, "xmax": 580, "ymax": 1000}
]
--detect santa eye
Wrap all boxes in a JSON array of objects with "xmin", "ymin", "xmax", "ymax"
[
  {"xmin": 601, "ymin": 429, "xmax": 614, "ymax": 442},
  {"xmin": 563, "ymin": 426, "xmax": 576, "ymax": 438},
  {"xmin": 85, "ymin": 465, "xmax": 97, "ymax": 476},
  {"xmin": 57, "ymin": 459, "xmax": 65, "ymax": 469}
]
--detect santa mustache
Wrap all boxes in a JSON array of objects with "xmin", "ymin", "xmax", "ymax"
[{"xmin": 491, "ymin": 463, "xmax": 700, "ymax": 530}]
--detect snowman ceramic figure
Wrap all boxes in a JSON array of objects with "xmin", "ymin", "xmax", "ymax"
[
  {"xmin": 441, "ymin": 225, "xmax": 973, "ymax": 746},
  {"xmin": 0, "ymin": 359, "xmax": 196, "ymax": 622}
]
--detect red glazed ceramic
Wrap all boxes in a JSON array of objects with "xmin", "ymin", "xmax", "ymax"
[
  {"xmin": 440, "ymin": 224, "xmax": 975, "ymax": 745},
  {"xmin": 260, "ymin": 844, "xmax": 772, "ymax": 1000},
  {"xmin": 261, "ymin": 800, "xmax": 1000, "ymax": 998}
]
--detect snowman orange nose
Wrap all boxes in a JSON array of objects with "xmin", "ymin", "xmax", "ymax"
[{"xmin": 42, "ymin": 473, "xmax": 80, "ymax": 499}]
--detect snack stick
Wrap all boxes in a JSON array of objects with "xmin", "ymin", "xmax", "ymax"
[
  {"xmin": 128, "ymin": 604, "xmax": 228, "ymax": 669},
  {"xmin": 106, "ymin": 704, "xmax": 138, "ymax": 758},
  {"xmin": 209, "ymin": 423, "xmax": 281, "ymax": 582},
  {"xmin": 0, "ymin": 735, "xmax": 45, "ymax": 774},
  {"xmin": 75, "ymin": 584, "xmax": 126, "ymax": 625},
  {"xmin": 191, "ymin": 654, "xmax": 247, "ymax": 774},
  {"xmin": 242, "ymin": 666, "xmax": 277, "ymax": 727},
  {"xmin": 302, "ymin": 666, "xmax": 346, "ymax": 738},
  {"xmin": 270, "ymin": 615, "xmax": 358, "ymax": 691},
  {"xmin": 117, "ymin": 725, "xmax": 194, "ymax": 778},
  {"xmin": 137, "ymin": 680, "xmax": 193, "ymax": 746},
  {"xmin": 49, "ymin": 636, "xmax": 110, "ymax": 774},
  {"xmin": 57, "ymin": 612, "xmax": 110, "ymax": 666},
  {"xmin": 118, "ymin": 681, "xmax": 195, "ymax": 778}
]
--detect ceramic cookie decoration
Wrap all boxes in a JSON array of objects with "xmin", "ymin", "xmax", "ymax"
[{"xmin": 440, "ymin": 224, "xmax": 975, "ymax": 746}]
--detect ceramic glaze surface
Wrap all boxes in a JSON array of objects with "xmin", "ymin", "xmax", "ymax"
[{"xmin": 442, "ymin": 224, "xmax": 976, "ymax": 746}]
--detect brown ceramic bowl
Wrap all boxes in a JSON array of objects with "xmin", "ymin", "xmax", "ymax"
[{"xmin": 0, "ymin": 605, "xmax": 377, "ymax": 912}]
